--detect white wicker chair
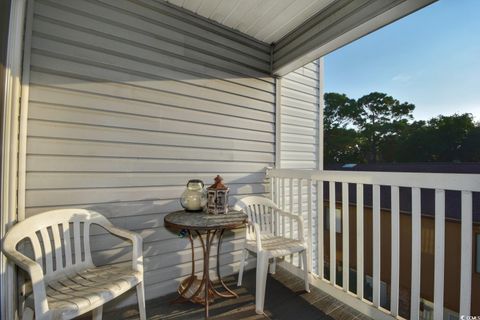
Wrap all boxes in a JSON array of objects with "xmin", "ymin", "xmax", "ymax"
[
  {"xmin": 1, "ymin": 209, "xmax": 146, "ymax": 320},
  {"xmin": 234, "ymin": 196, "xmax": 309, "ymax": 314}
]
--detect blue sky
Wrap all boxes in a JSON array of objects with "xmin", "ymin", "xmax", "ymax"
[{"xmin": 324, "ymin": 0, "xmax": 480, "ymax": 122}]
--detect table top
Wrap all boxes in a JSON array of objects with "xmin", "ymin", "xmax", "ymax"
[{"xmin": 164, "ymin": 209, "xmax": 247, "ymax": 230}]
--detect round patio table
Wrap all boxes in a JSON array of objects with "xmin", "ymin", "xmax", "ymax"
[{"xmin": 164, "ymin": 209, "xmax": 247, "ymax": 319}]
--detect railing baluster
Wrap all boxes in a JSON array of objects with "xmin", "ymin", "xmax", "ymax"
[
  {"xmin": 460, "ymin": 190, "xmax": 472, "ymax": 316},
  {"xmin": 281, "ymin": 179, "xmax": 286, "ymax": 237},
  {"xmin": 317, "ymin": 180, "xmax": 324, "ymax": 278},
  {"xmin": 289, "ymin": 178, "xmax": 294, "ymax": 263},
  {"xmin": 289, "ymin": 178, "xmax": 294, "ymax": 212},
  {"xmin": 391, "ymin": 186, "xmax": 400, "ymax": 316},
  {"xmin": 329, "ymin": 181, "xmax": 336, "ymax": 285},
  {"xmin": 270, "ymin": 176, "xmax": 275, "ymax": 202},
  {"xmin": 298, "ymin": 179, "xmax": 303, "ymax": 268},
  {"xmin": 342, "ymin": 182, "xmax": 349, "ymax": 292},
  {"xmin": 411, "ymin": 187, "xmax": 421, "ymax": 320},
  {"xmin": 281, "ymin": 178, "xmax": 285, "ymax": 237},
  {"xmin": 298, "ymin": 178, "xmax": 303, "ymax": 215},
  {"xmin": 356, "ymin": 184, "xmax": 364, "ymax": 299},
  {"xmin": 276, "ymin": 178, "xmax": 283, "ymax": 236},
  {"xmin": 307, "ymin": 179, "xmax": 313, "ymax": 272},
  {"xmin": 276, "ymin": 177, "xmax": 280, "ymax": 206},
  {"xmin": 372, "ymin": 184, "xmax": 381, "ymax": 307},
  {"xmin": 433, "ymin": 189, "xmax": 445, "ymax": 320}
]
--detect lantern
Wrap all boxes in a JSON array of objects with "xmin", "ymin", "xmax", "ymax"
[{"xmin": 207, "ymin": 175, "xmax": 229, "ymax": 214}]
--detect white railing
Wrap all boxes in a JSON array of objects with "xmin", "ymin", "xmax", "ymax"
[{"xmin": 266, "ymin": 168, "xmax": 480, "ymax": 320}]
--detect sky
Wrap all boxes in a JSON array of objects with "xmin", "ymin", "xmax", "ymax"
[{"xmin": 324, "ymin": 0, "xmax": 480, "ymax": 122}]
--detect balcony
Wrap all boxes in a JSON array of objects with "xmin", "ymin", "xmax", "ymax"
[{"xmin": 2, "ymin": 1, "xmax": 477, "ymax": 320}]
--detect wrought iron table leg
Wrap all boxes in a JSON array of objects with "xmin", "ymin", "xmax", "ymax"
[
  {"xmin": 175, "ymin": 228, "xmax": 239, "ymax": 319},
  {"xmin": 211, "ymin": 229, "xmax": 238, "ymax": 298},
  {"xmin": 202, "ymin": 229, "xmax": 217, "ymax": 318},
  {"xmin": 193, "ymin": 230, "xmax": 210, "ymax": 303},
  {"xmin": 171, "ymin": 230, "xmax": 195, "ymax": 304}
]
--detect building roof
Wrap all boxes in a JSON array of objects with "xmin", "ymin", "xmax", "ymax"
[{"xmin": 326, "ymin": 162, "xmax": 480, "ymax": 174}]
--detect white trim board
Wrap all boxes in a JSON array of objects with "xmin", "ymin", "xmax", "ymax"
[
  {"xmin": 272, "ymin": 0, "xmax": 437, "ymax": 76},
  {"xmin": 1, "ymin": 1, "xmax": 28, "ymax": 319}
]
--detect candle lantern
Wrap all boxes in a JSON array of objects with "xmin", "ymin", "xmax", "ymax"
[
  {"xmin": 180, "ymin": 179, "xmax": 207, "ymax": 212},
  {"xmin": 207, "ymin": 175, "xmax": 229, "ymax": 214}
]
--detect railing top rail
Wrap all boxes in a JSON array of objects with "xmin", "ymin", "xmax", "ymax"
[{"xmin": 267, "ymin": 168, "xmax": 480, "ymax": 192}]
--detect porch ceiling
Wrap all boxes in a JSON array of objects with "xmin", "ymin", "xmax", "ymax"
[
  {"xmin": 163, "ymin": 0, "xmax": 335, "ymax": 44},
  {"xmin": 163, "ymin": 0, "xmax": 437, "ymax": 76}
]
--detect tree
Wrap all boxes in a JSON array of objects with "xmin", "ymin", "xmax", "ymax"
[
  {"xmin": 324, "ymin": 93, "xmax": 357, "ymax": 129},
  {"xmin": 323, "ymin": 92, "xmax": 479, "ymax": 165},
  {"xmin": 398, "ymin": 113, "xmax": 478, "ymax": 162},
  {"xmin": 323, "ymin": 91, "xmax": 415, "ymax": 163},
  {"xmin": 324, "ymin": 127, "xmax": 362, "ymax": 164},
  {"xmin": 460, "ymin": 126, "xmax": 480, "ymax": 161},
  {"xmin": 353, "ymin": 92, "xmax": 415, "ymax": 162}
]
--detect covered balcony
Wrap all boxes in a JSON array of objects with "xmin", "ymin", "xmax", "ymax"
[{"xmin": 2, "ymin": 0, "xmax": 478, "ymax": 320}]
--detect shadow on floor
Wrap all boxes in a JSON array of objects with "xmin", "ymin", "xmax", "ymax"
[{"xmin": 81, "ymin": 268, "xmax": 371, "ymax": 320}]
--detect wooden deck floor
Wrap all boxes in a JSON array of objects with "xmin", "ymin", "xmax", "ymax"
[{"xmin": 83, "ymin": 268, "xmax": 372, "ymax": 320}]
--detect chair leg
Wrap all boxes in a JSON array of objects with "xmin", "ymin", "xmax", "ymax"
[
  {"xmin": 255, "ymin": 252, "xmax": 269, "ymax": 314},
  {"xmin": 22, "ymin": 307, "xmax": 34, "ymax": 320},
  {"xmin": 92, "ymin": 306, "xmax": 102, "ymax": 320},
  {"xmin": 301, "ymin": 251, "xmax": 310, "ymax": 293},
  {"xmin": 269, "ymin": 257, "xmax": 276, "ymax": 274},
  {"xmin": 237, "ymin": 248, "xmax": 248, "ymax": 287},
  {"xmin": 137, "ymin": 282, "xmax": 147, "ymax": 320}
]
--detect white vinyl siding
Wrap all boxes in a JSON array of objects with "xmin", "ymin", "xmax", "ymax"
[
  {"xmin": 280, "ymin": 60, "xmax": 320, "ymax": 169},
  {"xmin": 25, "ymin": 0, "xmax": 273, "ymax": 305}
]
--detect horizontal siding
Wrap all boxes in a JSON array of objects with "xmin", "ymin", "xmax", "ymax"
[
  {"xmin": 280, "ymin": 61, "xmax": 320, "ymax": 169},
  {"xmin": 26, "ymin": 0, "xmax": 273, "ymax": 306}
]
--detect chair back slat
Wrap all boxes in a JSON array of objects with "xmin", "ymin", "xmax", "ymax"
[
  {"xmin": 249, "ymin": 205, "xmax": 257, "ymax": 225},
  {"xmin": 73, "ymin": 221, "xmax": 82, "ymax": 265},
  {"xmin": 261, "ymin": 205, "xmax": 269, "ymax": 233},
  {"xmin": 83, "ymin": 222, "xmax": 92, "ymax": 265},
  {"xmin": 62, "ymin": 222, "xmax": 72, "ymax": 268},
  {"xmin": 31, "ymin": 232, "xmax": 43, "ymax": 267},
  {"xmin": 39, "ymin": 228, "xmax": 54, "ymax": 275},
  {"xmin": 51, "ymin": 223, "xmax": 63, "ymax": 271},
  {"xmin": 256, "ymin": 205, "xmax": 262, "ymax": 230}
]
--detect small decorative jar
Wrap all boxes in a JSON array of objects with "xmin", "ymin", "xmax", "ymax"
[
  {"xmin": 207, "ymin": 175, "xmax": 229, "ymax": 214},
  {"xmin": 180, "ymin": 179, "xmax": 207, "ymax": 212}
]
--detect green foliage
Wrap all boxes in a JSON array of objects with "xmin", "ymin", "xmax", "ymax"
[
  {"xmin": 324, "ymin": 93, "xmax": 357, "ymax": 129},
  {"xmin": 324, "ymin": 92, "xmax": 480, "ymax": 164},
  {"xmin": 324, "ymin": 127, "xmax": 362, "ymax": 164}
]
